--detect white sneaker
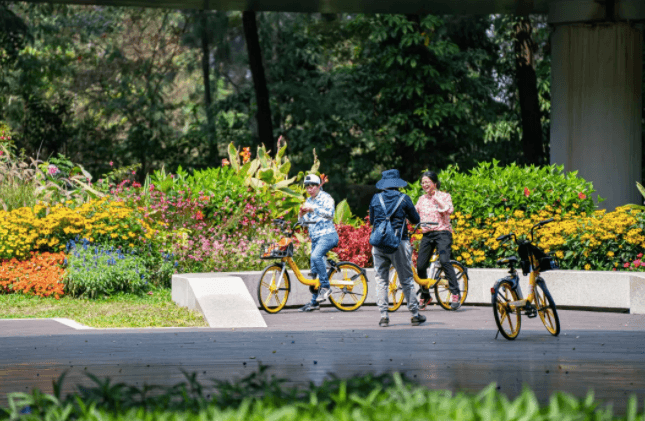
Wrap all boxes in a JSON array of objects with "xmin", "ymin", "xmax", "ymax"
[{"xmin": 316, "ymin": 288, "xmax": 331, "ymax": 302}]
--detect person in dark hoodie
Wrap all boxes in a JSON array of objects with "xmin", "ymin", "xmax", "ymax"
[{"xmin": 369, "ymin": 169, "xmax": 424, "ymax": 327}]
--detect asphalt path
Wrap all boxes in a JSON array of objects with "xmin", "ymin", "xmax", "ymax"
[{"xmin": 1, "ymin": 305, "xmax": 645, "ymax": 415}]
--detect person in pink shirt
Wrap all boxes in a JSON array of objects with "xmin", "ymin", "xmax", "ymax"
[{"xmin": 415, "ymin": 171, "xmax": 461, "ymax": 310}]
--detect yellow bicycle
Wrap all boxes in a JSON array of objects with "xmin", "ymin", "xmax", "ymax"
[
  {"xmin": 387, "ymin": 222, "xmax": 469, "ymax": 312},
  {"xmin": 258, "ymin": 219, "xmax": 368, "ymax": 313},
  {"xmin": 492, "ymin": 218, "xmax": 560, "ymax": 340}
]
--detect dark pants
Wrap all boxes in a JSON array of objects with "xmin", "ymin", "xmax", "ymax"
[{"xmin": 416, "ymin": 231, "xmax": 460, "ymax": 295}]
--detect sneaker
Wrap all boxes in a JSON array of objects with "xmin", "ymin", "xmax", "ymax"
[
  {"xmin": 450, "ymin": 293, "xmax": 461, "ymax": 310},
  {"xmin": 411, "ymin": 314, "xmax": 426, "ymax": 326},
  {"xmin": 379, "ymin": 317, "xmax": 390, "ymax": 327},
  {"xmin": 316, "ymin": 287, "xmax": 332, "ymax": 303},
  {"xmin": 419, "ymin": 295, "xmax": 432, "ymax": 310},
  {"xmin": 298, "ymin": 302, "xmax": 320, "ymax": 312}
]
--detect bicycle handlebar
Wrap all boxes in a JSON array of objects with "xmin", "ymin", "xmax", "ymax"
[
  {"xmin": 272, "ymin": 218, "xmax": 316, "ymax": 236},
  {"xmin": 495, "ymin": 218, "xmax": 555, "ymax": 246},
  {"xmin": 412, "ymin": 221, "xmax": 438, "ymax": 232}
]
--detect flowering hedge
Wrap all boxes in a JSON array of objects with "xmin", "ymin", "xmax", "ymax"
[
  {"xmin": 0, "ymin": 252, "xmax": 66, "ymax": 298},
  {"xmin": 0, "ymin": 199, "xmax": 156, "ymax": 261},
  {"xmin": 449, "ymin": 206, "xmax": 645, "ymax": 271},
  {"xmin": 336, "ymin": 222, "xmax": 372, "ymax": 268}
]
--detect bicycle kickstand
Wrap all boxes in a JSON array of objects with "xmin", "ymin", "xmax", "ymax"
[{"xmin": 495, "ymin": 330, "xmax": 500, "ymax": 340}]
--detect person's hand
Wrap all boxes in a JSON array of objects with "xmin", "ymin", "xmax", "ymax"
[{"xmin": 299, "ymin": 206, "xmax": 314, "ymax": 216}]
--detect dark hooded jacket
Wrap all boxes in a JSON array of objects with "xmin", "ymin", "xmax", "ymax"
[{"xmin": 369, "ymin": 189, "xmax": 420, "ymax": 242}]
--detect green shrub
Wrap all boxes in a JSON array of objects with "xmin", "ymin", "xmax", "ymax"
[
  {"xmin": 405, "ymin": 160, "xmax": 599, "ymax": 220},
  {"xmin": 2, "ymin": 370, "xmax": 642, "ymax": 420}
]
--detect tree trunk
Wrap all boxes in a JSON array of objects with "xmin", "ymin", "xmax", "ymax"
[
  {"xmin": 242, "ymin": 11, "xmax": 274, "ymax": 152},
  {"xmin": 200, "ymin": 10, "xmax": 218, "ymax": 165},
  {"xmin": 514, "ymin": 16, "xmax": 544, "ymax": 165}
]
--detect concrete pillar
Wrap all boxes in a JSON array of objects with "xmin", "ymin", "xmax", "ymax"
[{"xmin": 550, "ymin": 22, "xmax": 642, "ymax": 210}]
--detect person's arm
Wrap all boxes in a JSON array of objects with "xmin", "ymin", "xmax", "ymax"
[
  {"xmin": 434, "ymin": 192, "xmax": 453, "ymax": 214},
  {"xmin": 312, "ymin": 194, "xmax": 334, "ymax": 220},
  {"xmin": 368, "ymin": 197, "xmax": 376, "ymax": 227},
  {"xmin": 299, "ymin": 198, "xmax": 314, "ymax": 222},
  {"xmin": 405, "ymin": 195, "xmax": 420, "ymax": 225}
]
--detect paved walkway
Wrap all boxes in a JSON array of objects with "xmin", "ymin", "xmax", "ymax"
[{"xmin": 1, "ymin": 305, "xmax": 645, "ymax": 414}]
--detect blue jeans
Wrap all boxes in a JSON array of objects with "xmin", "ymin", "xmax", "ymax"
[{"xmin": 309, "ymin": 232, "xmax": 339, "ymax": 304}]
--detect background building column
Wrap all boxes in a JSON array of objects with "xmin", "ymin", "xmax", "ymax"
[{"xmin": 549, "ymin": 12, "xmax": 643, "ymax": 210}]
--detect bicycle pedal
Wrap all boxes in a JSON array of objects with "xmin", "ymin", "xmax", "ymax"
[{"xmin": 524, "ymin": 306, "xmax": 538, "ymax": 318}]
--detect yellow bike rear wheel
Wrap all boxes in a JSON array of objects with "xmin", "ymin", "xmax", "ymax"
[
  {"xmin": 328, "ymin": 262, "xmax": 368, "ymax": 311},
  {"xmin": 257, "ymin": 264, "xmax": 290, "ymax": 314},
  {"xmin": 387, "ymin": 266, "xmax": 405, "ymax": 312},
  {"xmin": 492, "ymin": 280, "xmax": 521, "ymax": 340},
  {"xmin": 534, "ymin": 281, "xmax": 560, "ymax": 336},
  {"xmin": 434, "ymin": 261, "xmax": 469, "ymax": 311}
]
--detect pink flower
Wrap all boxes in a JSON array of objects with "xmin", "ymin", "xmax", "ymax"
[
  {"xmin": 47, "ymin": 165, "xmax": 60, "ymax": 176},
  {"xmin": 109, "ymin": 161, "xmax": 113, "ymax": 166},
  {"xmin": 132, "ymin": 170, "xmax": 136, "ymax": 175},
  {"xmin": 638, "ymin": 253, "xmax": 643, "ymax": 258},
  {"xmin": 624, "ymin": 263, "xmax": 630, "ymax": 268},
  {"xmin": 578, "ymin": 192, "xmax": 586, "ymax": 200}
]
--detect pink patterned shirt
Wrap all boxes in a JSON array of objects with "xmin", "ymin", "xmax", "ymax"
[{"xmin": 415, "ymin": 191, "xmax": 454, "ymax": 233}]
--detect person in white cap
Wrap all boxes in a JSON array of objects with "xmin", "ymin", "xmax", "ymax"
[{"xmin": 298, "ymin": 174, "xmax": 338, "ymax": 312}]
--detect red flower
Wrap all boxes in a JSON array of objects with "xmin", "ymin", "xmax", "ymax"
[
  {"xmin": 624, "ymin": 263, "xmax": 630, "ymax": 268},
  {"xmin": 638, "ymin": 253, "xmax": 643, "ymax": 258},
  {"xmin": 523, "ymin": 187, "xmax": 530, "ymax": 197},
  {"xmin": 578, "ymin": 192, "xmax": 586, "ymax": 200}
]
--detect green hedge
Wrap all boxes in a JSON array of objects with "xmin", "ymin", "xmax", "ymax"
[
  {"xmin": 2, "ymin": 370, "xmax": 641, "ymax": 420},
  {"xmin": 405, "ymin": 160, "xmax": 599, "ymax": 220}
]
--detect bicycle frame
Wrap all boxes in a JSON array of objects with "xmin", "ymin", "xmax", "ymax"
[
  {"xmin": 410, "ymin": 254, "xmax": 450, "ymax": 289},
  {"xmin": 263, "ymin": 219, "xmax": 362, "ymax": 292},
  {"xmin": 491, "ymin": 217, "xmax": 560, "ymax": 339},
  {"xmin": 493, "ymin": 267, "xmax": 541, "ymax": 312},
  {"xmin": 273, "ymin": 257, "xmax": 356, "ymax": 290}
]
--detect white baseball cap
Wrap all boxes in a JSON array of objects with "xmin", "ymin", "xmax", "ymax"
[{"xmin": 304, "ymin": 174, "xmax": 321, "ymax": 186}]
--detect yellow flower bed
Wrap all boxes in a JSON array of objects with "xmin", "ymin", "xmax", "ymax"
[
  {"xmin": 449, "ymin": 206, "xmax": 645, "ymax": 270},
  {"xmin": 0, "ymin": 199, "xmax": 158, "ymax": 261}
]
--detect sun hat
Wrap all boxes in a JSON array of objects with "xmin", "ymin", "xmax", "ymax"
[
  {"xmin": 304, "ymin": 174, "xmax": 321, "ymax": 186},
  {"xmin": 376, "ymin": 169, "xmax": 408, "ymax": 190}
]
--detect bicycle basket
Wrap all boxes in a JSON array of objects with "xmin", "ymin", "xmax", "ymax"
[
  {"xmin": 519, "ymin": 243, "xmax": 558, "ymax": 274},
  {"xmin": 260, "ymin": 238, "xmax": 293, "ymax": 259}
]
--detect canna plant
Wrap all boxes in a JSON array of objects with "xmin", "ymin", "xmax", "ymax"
[{"xmin": 226, "ymin": 137, "xmax": 319, "ymax": 220}]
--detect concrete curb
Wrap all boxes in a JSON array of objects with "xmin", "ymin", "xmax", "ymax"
[
  {"xmin": 172, "ymin": 275, "xmax": 267, "ymax": 328},
  {"xmin": 173, "ymin": 268, "xmax": 645, "ymax": 316}
]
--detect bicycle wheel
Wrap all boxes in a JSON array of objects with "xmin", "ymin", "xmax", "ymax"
[
  {"xmin": 492, "ymin": 280, "xmax": 521, "ymax": 340},
  {"xmin": 257, "ymin": 264, "xmax": 290, "ymax": 314},
  {"xmin": 434, "ymin": 261, "xmax": 469, "ymax": 311},
  {"xmin": 387, "ymin": 266, "xmax": 405, "ymax": 312},
  {"xmin": 328, "ymin": 262, "xmax": 368, "ymax": 311},
  {"xmin": 534, "ymin": 281, "xmax": 560, "ymax": 336}
]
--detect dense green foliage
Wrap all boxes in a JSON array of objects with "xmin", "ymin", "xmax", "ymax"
[
  {"xmin": 1, "ymin": 370, "xmax": 642, "ymax": 420},
  {"xmin": 405, "ymin": 160, "xmax": 598, "ymax": 220},
  {"xmin": 0, "ymin": 4, "xmax": 557, "ymax": 215}
]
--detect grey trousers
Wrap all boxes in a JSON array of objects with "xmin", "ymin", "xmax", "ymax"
[{"xmin": 373, "ymin": 240, "xmax": 419, "ymax": 317}]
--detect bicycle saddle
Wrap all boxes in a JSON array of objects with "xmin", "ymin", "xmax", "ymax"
[{"xmin": 497, "ymin": 256, "xmax": 518, "ymax": 266}]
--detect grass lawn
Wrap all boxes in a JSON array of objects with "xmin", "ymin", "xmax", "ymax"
[{"xmin": 0, "ymin": 288, "xmax": 207, "ymax": 328}]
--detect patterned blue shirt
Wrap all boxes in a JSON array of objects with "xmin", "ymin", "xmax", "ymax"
[{"xmin": 299, "ymin": 190, "xmax": 336, "ymax": 239}]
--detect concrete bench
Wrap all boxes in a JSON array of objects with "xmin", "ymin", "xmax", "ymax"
[{"xmin": 172, "ymin": 269, "xmax": 645, "ymax": 326}]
